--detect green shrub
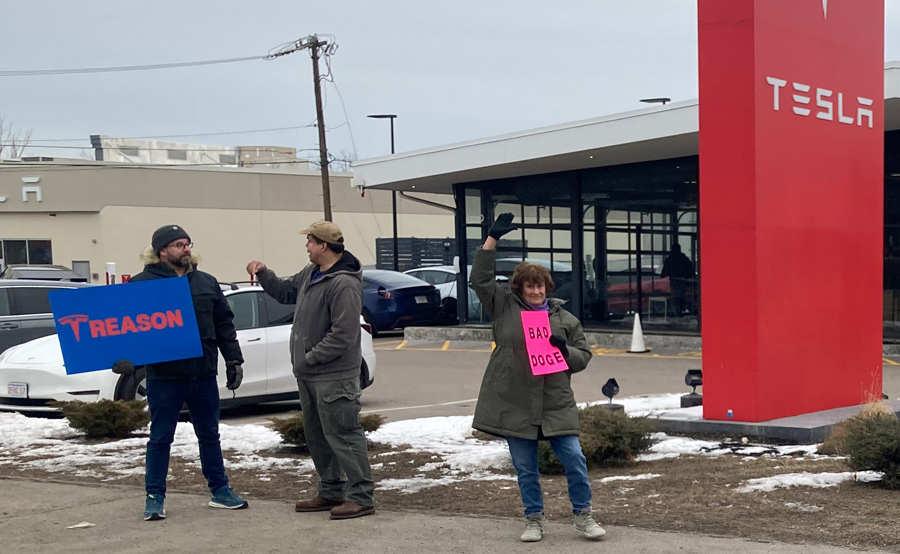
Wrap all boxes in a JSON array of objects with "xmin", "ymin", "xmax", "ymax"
[
  {"xmin": 270, "ymin": 412, "xmax": 385, "ymax": 448},
  {"xmin": 271, "ymin": 414, "xmax": 307, "ymax": 447},
  {"xmin": 361, "ymin": 413, "xmax": 385, "ymax": 433},
  {"xmin": 51, "ymin": 399, "xmax": 149, "ymax": 439},
  {"xmin": 839, "ymin": 409, "xmax": 900, "ymax": 489},
  {"xmin": 538, "ymin": 405, "xmax": 657, "ymax": 474}
]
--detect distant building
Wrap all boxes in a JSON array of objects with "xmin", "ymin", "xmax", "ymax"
[
  {"xmin": 90, "ymin": 135, "xmax": 308, "ymax": 171},
  {"xmin": 0, "ymin": 160, "xmax": 454, "ymax": 284}
]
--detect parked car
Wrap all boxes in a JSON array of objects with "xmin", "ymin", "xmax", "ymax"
[
  {"xmin": 0, "ymin": 284, "xmax": 376, "ymax": 414},
  {"xmin": 0, "ymin": 264, "xmax": 89, "ymax": 282},
  {"xmin": 362, "ymin": 270, "xmax": 442, "ymax": 335},
  {"xmin": 0, "ymin": 279, "xmax": 95, "ymax": 355},
  {"xmin": 403, "ymin": 265, "xmax": 507, "ymax": 324}
]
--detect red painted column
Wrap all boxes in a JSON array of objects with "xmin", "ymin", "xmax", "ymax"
[{"xmin": 699, "ymin": 0, "xmax": 885, "ymax": 422}]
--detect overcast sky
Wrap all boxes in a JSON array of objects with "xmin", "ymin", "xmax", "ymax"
[{"xmin": 2, "ymin": 1, "xmax": 899, "ymax": 162}]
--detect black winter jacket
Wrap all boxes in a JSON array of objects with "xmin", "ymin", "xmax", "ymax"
[{"xmin": 129, "ymin": 259, "xmax": 243, "ymax": 381}]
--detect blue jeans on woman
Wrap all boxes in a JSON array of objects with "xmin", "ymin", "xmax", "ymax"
[
  {"xmin": 505, "ymin": 434, "xmax": 592, "ymax": 516},
  {"xmin": 145, "ymin": 377, "xmax": 229, "ymax": 497}
]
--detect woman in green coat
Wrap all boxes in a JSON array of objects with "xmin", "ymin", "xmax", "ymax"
[{"xmin": 470, "ymin": 213, "xmax": 606, "ymax": 543}]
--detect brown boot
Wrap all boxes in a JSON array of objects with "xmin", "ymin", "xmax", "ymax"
[
  {"xmin": 330, "ymin": 501, "xmax": 375, "ymax": 520},
  {"xmin": 294, "ymin": 495, "xmax": 344, "ymax": 512}
]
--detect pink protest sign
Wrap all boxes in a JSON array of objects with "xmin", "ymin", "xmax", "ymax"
[{"xmin": 521, "ymin": 310, "xmax": 568, "ymax": 375}]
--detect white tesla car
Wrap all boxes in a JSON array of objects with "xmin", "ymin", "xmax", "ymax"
[{"xmin": 0, "ymin": 285, "xmax": 376, "ymax": 413}]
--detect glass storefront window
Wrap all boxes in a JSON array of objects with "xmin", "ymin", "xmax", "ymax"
[
  {"xmin": 28, "ymin": 240, "xmax": 53, "ymax": 264},
  {"xmin": 3, "ymin": 240, "xmax": 27, "ymax": 265}
]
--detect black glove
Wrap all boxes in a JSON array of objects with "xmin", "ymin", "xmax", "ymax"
[
  {"xmin": 226, "ymin": 362, "xmax": 243, "ymax": 391},
  {"xmin": 111, "ymin": 359, "xmax": 135, "ymax": 375},
  {"xmin": 488, "ymin": 212, "xmax": 517, "ymax": 240},
  {"xmin": 549, "ymin": 335, "xmax": 569, "ymax": 359}
]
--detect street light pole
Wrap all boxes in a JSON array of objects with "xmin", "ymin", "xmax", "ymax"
[{"xmin": 368, "ymin": 114, "xmax": 399, "ymax": 271}]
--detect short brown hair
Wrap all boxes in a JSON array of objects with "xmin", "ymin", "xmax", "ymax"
[{"xmin": 510, "ymin": 262, "xmax": 555, "ymax": 295}]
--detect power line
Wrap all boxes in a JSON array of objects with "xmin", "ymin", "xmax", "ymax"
[
  {"xmin": 0, "ymin": 54, "xmax": 276, "ymax": 77},
  {"xmin": 0, "ymin": 159, "xmax": 322, "ymax": 171},
  {"xmin": 0, "ymin": 143, "xmax": 320, "ymax": 153},
  {"xmin": 28, "ymin": 124, "xmax": 319, "ymax": 143},
  {"xmin": 0, "ymin": 36, "xmax": 318, "ymax": 77}
]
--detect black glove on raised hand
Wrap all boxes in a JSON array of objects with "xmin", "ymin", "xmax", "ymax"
[
  {"xmin": 226, "ymin": 362, "xmax": 243, "ymax": 391},
  {"xmin": 488, "ymin": 212, "xmax": 517, "ymax": 240},
  {"xmin": 111, "ymin": 359, "xmax": 135, "ymax": 375},
  {"xmin": 549, "ymin": 334, "xmax": 569, "ymax": 359}
]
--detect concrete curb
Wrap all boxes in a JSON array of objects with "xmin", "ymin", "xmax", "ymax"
[
  {"xmin": 405, "ymin": 326, "xmax": 900, "ymax": 356},
  {"xmin": 404, "ymin": 326, "xmax": 702, "ymax": 350}
]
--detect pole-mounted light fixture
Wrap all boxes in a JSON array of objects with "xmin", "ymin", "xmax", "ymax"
[{"xmin": 640, "ymin": 97, "xmax": 672, "ymax": 106}]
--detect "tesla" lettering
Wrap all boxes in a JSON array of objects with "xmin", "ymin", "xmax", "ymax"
[
  {"xmin": 57, "ymin": 311, "xmax": 185, "ymax": 342},
  {"xmin": 766, "ymin": 77, "xmax": 874, "ymax": 128}
]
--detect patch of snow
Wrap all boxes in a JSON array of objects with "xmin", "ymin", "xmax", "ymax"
[
  {"xmin": 598, "ymin": 473, "xmax": 661, "ymax": 483},
  {"xmin": 736, "ymin": 471, "xmax": 882, "ymax": 493}
]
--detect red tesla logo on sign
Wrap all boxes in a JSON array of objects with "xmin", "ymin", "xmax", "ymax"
[{"xmin": 58, "ymin": 314, "xmax": 89, "ymax": 342}]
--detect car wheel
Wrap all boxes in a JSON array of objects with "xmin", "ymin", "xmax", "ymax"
[
  {"xmin": 360, "ymin": 360, "xmax": 372, "ymax": 390},
  {"xmin": 438, "ymin": 298, "xmax": 459, "ymax": 325},
  {"xmin": 362, "ymin": 310, "xmax": 379, "ymax": 337},
  {"xmin": 114, "ymin": 366, "xmax": 148, "ymax": 402}
]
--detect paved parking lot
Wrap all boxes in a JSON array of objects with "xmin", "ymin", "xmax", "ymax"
[{"xmin": 221, "ymin": 331, "xmax": 900, "ymax": 426}]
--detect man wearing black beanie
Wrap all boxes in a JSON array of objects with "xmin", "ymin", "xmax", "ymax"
[{"xmin": 128, "ymin": 225, "xmax": 248, "ymax": 521}]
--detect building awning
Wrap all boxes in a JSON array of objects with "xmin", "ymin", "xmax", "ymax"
[{"xmin": 353, "ymin": 63, "xmax": 900, "ymax": 194}]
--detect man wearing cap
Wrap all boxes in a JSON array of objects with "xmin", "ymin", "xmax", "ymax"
[
  {"xmin": 129, "ymin": 225, "xmax": 248, "ymax": 521},
  {"xmin": 246, "ymin": 220, "xmax": 374, "ymax": 519}
]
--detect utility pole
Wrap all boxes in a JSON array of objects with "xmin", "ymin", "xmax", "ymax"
[{"xmin": 269, "ymin": 35, "xmax": 333, "ymax": 220}]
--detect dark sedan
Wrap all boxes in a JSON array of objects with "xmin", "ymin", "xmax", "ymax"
[{"xmin": 362, "ymin": 270, "xmax": 442, "ymax": 335}]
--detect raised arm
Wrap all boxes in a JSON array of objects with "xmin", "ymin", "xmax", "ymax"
[
  {"xmin": 247, "ymin": 261, "xmax": 301, "ymax": 305},
  {"xmin": 470, "ymin": 213, "xmax": 517, "ymax": 319}
]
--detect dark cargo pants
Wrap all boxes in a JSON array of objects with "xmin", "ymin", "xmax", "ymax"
[{"xmin": 296, "ymin": 376, "xmax": 374, "ymax": 506}]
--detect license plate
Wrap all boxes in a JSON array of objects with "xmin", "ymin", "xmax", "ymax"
[
  {"xmin": 415, "ymin": 296, "xmax": 428, "ymax": 304},
  {"xmin": 7, "ymin": 383, "xmax": 27, "ymax": 398}
]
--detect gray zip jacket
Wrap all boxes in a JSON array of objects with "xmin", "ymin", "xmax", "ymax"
[{"xmin": 256, "ymin": 251, "xmax": 363, "ymax": 381}]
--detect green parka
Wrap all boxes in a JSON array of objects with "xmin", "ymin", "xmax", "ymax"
[{"xmin": 470, "ymin": 248, "xmax": 593, "ymax": 440}]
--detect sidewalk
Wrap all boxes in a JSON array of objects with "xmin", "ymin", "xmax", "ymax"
[{"xmin": 0, "ymin": 478, "xmax": 880, "ymax": 554}]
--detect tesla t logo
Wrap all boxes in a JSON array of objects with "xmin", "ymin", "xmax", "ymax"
[
  {"xmin": 57, "ymin": 311, "xmax": 184, "ymax": 342},
  {"xmin": 58, "ymin": 314, "xmax": 89, "ymax": 342},
  {"xmin": 822, "ymin": 0, "xmax": 828, "ymax": 18},
  {"xmin": 766, "ymin": 77, "xmax": 874, "ymax": 128}
]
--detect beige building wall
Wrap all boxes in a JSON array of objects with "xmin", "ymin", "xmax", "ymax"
[{"xmin": 0, "ymin": 163, "xmax": 455, "ymax": 283}]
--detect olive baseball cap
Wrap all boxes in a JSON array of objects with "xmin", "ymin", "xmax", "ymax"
[{"xmin": 299, "ymin": 220, "xmax": 344, "ymax": 245}]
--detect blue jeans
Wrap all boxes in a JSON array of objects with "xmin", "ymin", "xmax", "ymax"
[
  {"xmin": 505, "ymin": 434, "xmax": 592, "ymax": 516},
  {"xmin": 145, "ymin": 378, "xmax": 228, "ymax": 497}
]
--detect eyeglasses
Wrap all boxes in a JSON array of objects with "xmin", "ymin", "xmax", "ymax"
[{"xmin": 168, "ymin": 241, "xmax": 193, "ymax": 250}]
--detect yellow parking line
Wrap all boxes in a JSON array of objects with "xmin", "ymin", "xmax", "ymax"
[
  {"xmin": 491, "ymin": 342, "xmax": 496, "ymax": 351},
  {"xmin": 401, "ymin": 346, "xmax": 493, "ymax": 353},
  {"xmin": 395, "ymin": 340, "xmax": 408, "ymax": 350},
  {"xmin": 884, "ymin": 357, "xmax": 899, "ymax": 366},
  {"xmin": 441, "ymin": 341, "xmax": 450, "ymax": 351}
]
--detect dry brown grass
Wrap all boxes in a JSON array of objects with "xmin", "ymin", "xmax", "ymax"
[{"xmin": 3, "ymin": 440, "xmax": 900, "ymax": 551}]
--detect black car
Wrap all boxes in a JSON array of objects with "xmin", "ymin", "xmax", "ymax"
[{"xmin": 361, "ymin": 270, "xmax": 442, "ymax": 335}]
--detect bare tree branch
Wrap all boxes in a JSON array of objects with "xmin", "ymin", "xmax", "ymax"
[{"xmin": 0, "ymin": 116, "xmax": 32, "ymax": 159}]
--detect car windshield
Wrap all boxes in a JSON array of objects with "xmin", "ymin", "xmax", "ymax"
[{"xmin": 365, "ymin": 270, "xmax": 428, "ymax": 287}]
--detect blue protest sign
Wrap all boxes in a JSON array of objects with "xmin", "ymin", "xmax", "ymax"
[{"xmin": 49, "ymin": 277, "xmax": 202, "ymax": 375}]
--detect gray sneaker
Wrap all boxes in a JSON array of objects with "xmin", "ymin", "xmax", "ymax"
[
  {"xmin": 143, "ymin": 494, "xmax": 166, "ymax": 521},
  {"xmin": 520, "ymin": 515, "xmax": 545, "ymax": 542},
  {"xmin": 574, "ymin": 508, "xmax": 606, "ymax": 539}
]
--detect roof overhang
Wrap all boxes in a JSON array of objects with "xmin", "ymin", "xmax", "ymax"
[{"xmin": 354, "ymin": 63, "xmax": 900, "ymax": 194}]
